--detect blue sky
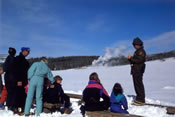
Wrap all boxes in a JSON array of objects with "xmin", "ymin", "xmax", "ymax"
[{"xmin": 1, "ymin": 0, "xmax": 175, "ymax": 57}]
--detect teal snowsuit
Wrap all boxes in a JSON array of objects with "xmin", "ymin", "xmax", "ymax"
[{"xmin": 24, "ymin": 61, "xmax": 54, "ymax": 116}]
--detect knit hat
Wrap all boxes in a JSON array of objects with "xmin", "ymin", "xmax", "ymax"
[
  {"xmin": 21, "ymin": 47, "xmax": 30, "ymax": 52},
  {"xmin": 132, "ymin": 37, "xmax": 143, "ymax": 46},
  {"xmin": 8, "ymin": 47, "xmax": 16, "ymax": 56}
]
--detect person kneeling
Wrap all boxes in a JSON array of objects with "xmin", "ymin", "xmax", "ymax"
[
  {"xmin": 45, "ymin": 75, "xmax": 71, "ymax": 114},
  {"xmin": 110, "ymin": 83, "xmax": 129, "ymax": 114}
]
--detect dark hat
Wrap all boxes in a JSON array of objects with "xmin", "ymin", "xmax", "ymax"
[
  {"xmin": 8, "ymin": 47, "xmax": 16, "ymax": 56},
  {"xmin": 21, "ymin": 47, "xmax": 30, "ymax": 52},
  {"xmin": 132, "ymin": 37, "xmax": 143, "ymax": 46}
]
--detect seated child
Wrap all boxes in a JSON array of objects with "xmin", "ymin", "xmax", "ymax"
[
  {"xmin": 45, "ymin": 75, "xmax": 71, "ymax": 113},
  {"xmin": 82, "ymin": 72, "xmax": 110, "ymax": 112},
  {"xmin": 0, "ymin": 68, "xmax": 7, "ymax": 110},
  {"xmin": 110, "ymin": 83, "xmax": 129, "ymax": 114}
]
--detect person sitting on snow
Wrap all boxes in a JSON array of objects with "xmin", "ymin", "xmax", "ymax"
[
  {"xmin": 110, "ymin": 83, "xmax": 129, "ymax": 114},
  {"xmin": 44, "ymin": 75, "xmax": 71, "ymax": 114},
  {"xmin": 81, "ymin": 72, "xmax": 110, "ymax": 114},
  {"xmin": 0, "ymin": 67, "xmax": 7, "ymax": 110}
]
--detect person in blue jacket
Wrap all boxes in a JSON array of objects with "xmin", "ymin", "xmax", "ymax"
[
  {"xmin": 24, "ymin": 57, "xmax": 54, "ymax": 116},
  {"xmin": 110, "ymin": 83, "xmax": 129, "ymax": 114}
]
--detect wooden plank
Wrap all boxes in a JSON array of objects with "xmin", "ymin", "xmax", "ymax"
[
  {"xmin": 86, "ymin": 111, "xmax": 143, "ymax": 117},
  {"xmin": 66, "ymin": 93, "xmax": 82, "ymax": 99},
  {"xmin": 167, "ymin": 107, "xmax": 175, "ymax": 115},
  {"xmin": 66, "ymin": 93, "xmax": 175, "ymax": 115}
]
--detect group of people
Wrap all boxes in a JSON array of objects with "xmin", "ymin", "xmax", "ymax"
[
  {"xmin": 0, "ymin": 47, "xmax": 71, "ymax": 116},
  {"xmin": 0, "ymin": 37, "xmax": 146, "ymax": 116},
  {"xmin": 80, "ymin": 72, "xmax": 129, "ymax": 116},
  {"xmin": 81, "ymin": 37, "xmax": 146, "ymax": 115}
]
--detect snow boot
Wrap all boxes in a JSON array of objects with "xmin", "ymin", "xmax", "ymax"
[{"xmin": 131, "ymin": 100, "xmax": 145, "ymax": 106}]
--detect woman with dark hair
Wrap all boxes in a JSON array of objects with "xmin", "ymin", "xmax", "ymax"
[
  {"xmin": 110, "ymin": 83, "xmax": 129, "ymax": 114},
  {"xmin": 81, "ymin": 72, "xmax": 110, "ymax": 112}
]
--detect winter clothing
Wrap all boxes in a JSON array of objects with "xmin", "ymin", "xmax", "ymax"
[
  {"xmin": 14, "ymin": 53, "xmax": 30, "ymax": 109},
  {"xmin": 0, "ymin": 86, "xmax": 8, "ymax": 110},
  {"xmin": 3, "ymin": 54, "xmax": 17, "ymax": 109},
  {"xmin": 129, "ymin": 47, "xmax": 146, "ymax": 103},
  {"xmin": 21, "ymin": 47, "xmax": 30, "ymax": 52},
  {"xmin": 110, "ymin": 92, "xmax": 128, "ymax": 114},
  {"xmin": 45, "ymin": 82, "xmax": 70, "ymax": 108},
  {"xmin": 24, "ymin": 61, "xmax": 54, "ymax": 116},
  {"xmin": 82, "ymin": 80, "xmax": 110, "ymax": 111},
  {"xmin": 0, "ymin": 86, "xmax": 7, "ymax": 103}
]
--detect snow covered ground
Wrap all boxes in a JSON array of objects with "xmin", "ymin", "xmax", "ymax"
[{"xmin": 0, "ymin": 58, "xmax": 175, "ymax": 117}]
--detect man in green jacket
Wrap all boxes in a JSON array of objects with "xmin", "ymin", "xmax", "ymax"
[
  {"xmin": 24, "ymin": 57, "xmax": 54, "ymax": 116},
  {"xmin": 128, "ymin": 37, "xmax": 146, "ymax": 105}
]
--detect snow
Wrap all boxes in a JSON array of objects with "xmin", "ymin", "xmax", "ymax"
[{"xmin": 1, "ymin": 58, "xmax": 175, "ymax": 117}]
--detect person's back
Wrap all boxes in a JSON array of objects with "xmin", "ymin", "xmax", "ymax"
[
  {"xmin": 110, "ymin": 83, "xmax": 128, "ymax": 114},
  {"xmin": 82, "ymin": 72, "xmax": 110, "ymax": 111},
  {"xmin": 24, "ymin": 57, "xmax": 54, "ymax": 116}
]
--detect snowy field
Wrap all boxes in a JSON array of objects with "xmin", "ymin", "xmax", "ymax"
[{"xmin": 0, "ymin": 58, "xmax": 175, "ymax": 117}]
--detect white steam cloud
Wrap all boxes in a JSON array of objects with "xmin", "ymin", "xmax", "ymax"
[{"xmin": 92, "ymin": 45, "xmax": 133, "ymax": 66}]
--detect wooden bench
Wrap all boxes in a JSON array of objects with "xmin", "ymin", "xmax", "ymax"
[
  {"xmin": 43, "ymin": 102, "xmax": 62, "ymax": 113},
  {"xmin": 65, "ymin": 93, "xmax": 175, "ymax": 115},
  {"xmin": 86, "ymin": 111, "xmax": 143, "ymax": 117}
]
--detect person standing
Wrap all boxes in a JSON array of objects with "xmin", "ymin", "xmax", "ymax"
[
  {"xmin": 128, "ymin": 37, "xmax": 146, "ymax": 105},
  {"xmin": 24, "ymin": 57, "xmax": 54, "ymax": 116},
  {"xmin": 14, "ymin": 47, "xmax": 30, "ymax": 113},
  {"xmin": 3, "ymin": 47, "xmax": 17, "ymax": 111}
]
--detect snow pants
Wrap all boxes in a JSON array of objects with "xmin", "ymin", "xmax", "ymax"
[
  {"xmin": 132, "ymin": 73, "xmax": 145, "ymax": 103},
  {"xmin": 24, "ymin": 77, "xmax": 44, "ymax": 116}
]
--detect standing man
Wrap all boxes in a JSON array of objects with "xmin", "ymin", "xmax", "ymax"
[
  {"xmin": 3, "ymin": 47, "xmax": 17, "ymax": 111},
  {"xmin": 128, "ymin": 37, "xmax": 146, "ymax": 105},
  {"xmin": 14, "ymin": 47, "xmax": 30, "ymax": 113},
  {"xmin": 3, "ymin": 47, "xmax": 16, "ymax": 111}
]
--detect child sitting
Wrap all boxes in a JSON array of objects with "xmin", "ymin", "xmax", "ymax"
[
  {"xmin": 45, "ymin": 75, "xmax": 71, "ymax": 114},
  {"xmin": 110, "ymin": 83, "xmax": 129, "ymax": 114},
  {"xmin": 0, "ymin": 67, "xmax": 7, "ymax": 110}
]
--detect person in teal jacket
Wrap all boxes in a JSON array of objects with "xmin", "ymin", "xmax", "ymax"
[{"xmin": 24, "ymin": 57, "xmax": 54, "ymax": 116}]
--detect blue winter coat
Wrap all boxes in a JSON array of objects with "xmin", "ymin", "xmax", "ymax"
[{"xmin": 110, "ymin": 92, "xmax": 129, "ymax": 114}]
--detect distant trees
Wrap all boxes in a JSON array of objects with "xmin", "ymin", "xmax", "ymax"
[
  {"xmin": 1, "ymin": 50, "xmax": 175, "ymax": 70},
  {"xmin": 28, "ymin": 56, "xmax": 99, "ymax": 70}
]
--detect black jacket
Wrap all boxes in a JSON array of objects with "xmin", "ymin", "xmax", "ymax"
[
  {"xmin": 129, "ymin": 47, "xmax": 146, "ymax": 75},
  {"xmin": 45, "ymin": 82, "xmax": 64, "ymax": 104},
  {"xmin": 83, "ymin": 80, "xmax": 110, "ymax": 111},
  {"xmin": 3, "ymin": 55, "xmax": 16, "ymax": 88},
  {"xmin": 14, "ymin": 53, "xmax": 29, "ymax": 87}
]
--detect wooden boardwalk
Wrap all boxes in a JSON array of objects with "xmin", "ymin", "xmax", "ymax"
[{"xmin": 65, "ymin": 93, "xmax": 175, "ymax": 115}]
